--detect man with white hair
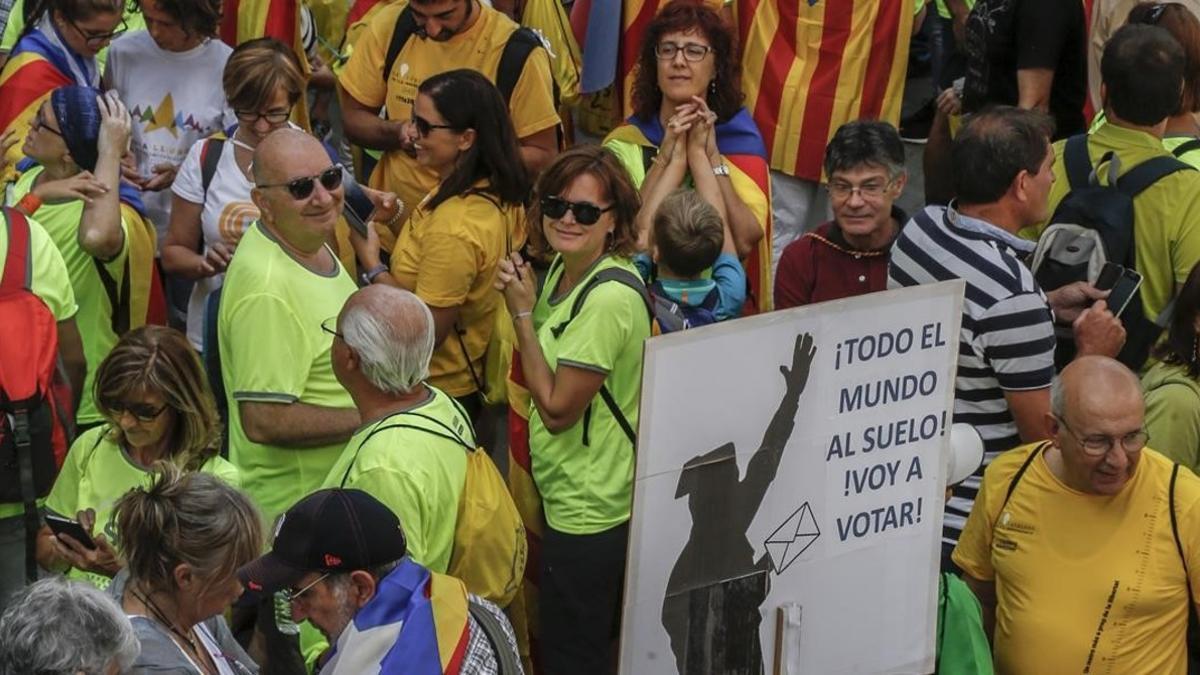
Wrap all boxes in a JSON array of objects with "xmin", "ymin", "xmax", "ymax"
[
  {"xmin": 0, "ymin": 576, "xmax": 138, "ymax": 675},
  {"xmin": 321, "ymin": 284, "xmax": 470, "ymax": 573}
]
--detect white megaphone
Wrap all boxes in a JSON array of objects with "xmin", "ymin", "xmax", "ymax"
[{"xmin": 946, "ymin": 423, "xmax": 985, "ymax": 487}]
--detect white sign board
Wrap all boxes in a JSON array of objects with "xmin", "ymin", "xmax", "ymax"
[{"xmin": 619, "ymin": 281, "xmax": 965, "ymax": 675}]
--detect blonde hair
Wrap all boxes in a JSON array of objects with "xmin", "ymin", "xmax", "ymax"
[
  {"xmin": 93, "ymin": 325, "xmax": 220, "ymax": 472},
  {"xmin": 114, "ymin": 465, "xmax": 262, "ymax": 597},
  {"xmin": 223, "ymin": 37, "xmax": 306, "ymax": 113},
  {"xmin": 652, "ymin": 189, "xmax": 724, "ymax": 277}
]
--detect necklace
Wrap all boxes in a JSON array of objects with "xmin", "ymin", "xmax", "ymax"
[
  {"xmin": 131, "ymin": 587, "xmax": 216, "ymax": 674},
  {"xmin": 230, "ymin": 132, "xmax": 256, "ymax": 177}
]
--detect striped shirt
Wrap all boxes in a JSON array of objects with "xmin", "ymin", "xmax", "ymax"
[{"xmin": 889, "ymin": 205, "xmax": 1056, "ymax": 546}]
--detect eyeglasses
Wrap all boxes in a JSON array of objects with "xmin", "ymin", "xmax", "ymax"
[
  {"xmin": 827, "ymin": 179, "xmax": 894, "ymax": 201},
  {"xmin": 101, "ymin": 398, "xmax": 169, "ymax": 423},
  {"xmin": 67, "ymin": 16, "xmax": 126, "ymax": 49},
  {"xmin": 32, "ymin": 110, "xmax": 62, "ymax": 138},
  {"xmin": 283, "ymin": 572, "xmax": 329, "ymax": 604},
  {"xmin": 257, "ymin": 165, "xmax": 344, "ymax": 200},
  {"xmin": 411, "ymin": 114, "xmax": 460, "ymax": 137},
  {"xmin": 540, "ymin": 195, "xmax": 613, "ymax": 226},
  {"xmin": 234, "ymin": 107, "xmax": 293, "ymax": 125},
  {"xmin": 320, "ymin": 317, "xmax": 344, "ymax": 340},
  {"xmin": 655, "ymin": 41, "xmax": 713, "ymax": 62},
  {"xmin": 1055, "ymin": 416, "xmax": 1149, "ymax": 457}
]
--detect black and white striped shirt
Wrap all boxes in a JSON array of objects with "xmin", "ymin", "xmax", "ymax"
[{"xmin": 889, "ymin": 205, "xmax": 1056, "ymax": 546}]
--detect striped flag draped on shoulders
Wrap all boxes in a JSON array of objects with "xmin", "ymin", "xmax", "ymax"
[
  {"xmin": 0, "ymin": 32, "xmax": 76, "ymax": 179},
  {"xmin": 738, "ymin": 0, "xmax": 915, "ymax": 181}
]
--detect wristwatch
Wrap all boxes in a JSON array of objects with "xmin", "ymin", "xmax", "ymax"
[
  {"xmin": 712, "ymin": 164, "xmax": 730, "ymax": 177},
  {"xmin": 360, "ymin": 263, "xmax": 388, "ymax": 286}
]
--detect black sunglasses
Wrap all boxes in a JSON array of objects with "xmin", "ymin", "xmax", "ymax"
[
  {"xmin": 258, "ymin": 165, "xmax": 344, "ymax": 200},
  {"xmin": 540, "ymin": 195, "xmax": 613, "ymax": 226},
  {"xmin": 412, "ymin": 114, "xmax": 460, "ymax": 137},
  {"xmin": 101, "ymin": 397, "xmax": 168, "ymax": 423}
]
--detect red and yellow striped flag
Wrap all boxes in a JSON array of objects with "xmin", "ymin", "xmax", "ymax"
[
  {"xmin": 0, "ymin": 38, "xmax": 73, "ymax": 180},
  {"xmin": 506, "ymin": 349, "xmax": 543, "ymax": 675},
  {"xmin": 738, "ymin": 0, "xmax": 914, "ymax": 181}
]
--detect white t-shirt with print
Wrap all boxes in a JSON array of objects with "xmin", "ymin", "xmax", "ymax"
[
  {"xmin": 172, "ymin": 135, "xmax": 259, "ymax": 350},
  {"xmin": 105, "ymin": 31, "xmax": 234, "ymax": 240}
]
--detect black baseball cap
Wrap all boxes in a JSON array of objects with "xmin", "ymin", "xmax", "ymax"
[{"xmin": 238, "ymin": 489, "xmax": 407, "ymax": 598}]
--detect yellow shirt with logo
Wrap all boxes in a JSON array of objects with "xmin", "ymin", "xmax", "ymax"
[
  {"xmin": 337, "ymin": 1, "xmax": 558, "ymax": 242},
  {"xmin": 953, "ymin": 442, "xmax": 1200, "ymax": 675},
  {"xmin": 388, "ymin": 185, "xmax": 524, "ymax": 397}
]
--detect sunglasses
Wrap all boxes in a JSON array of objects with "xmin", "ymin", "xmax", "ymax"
[
  {"xmin": 540, "ymin": 195, "xmax": 613, "ymax": 226},
  {"xmin": 101, "ymin": 398, "xmax": 169, "ymax": 423},
  {"xmin": 257, "ymin": 165, "xmax": 344, "ymax": 200},
  {"xmin": 411, "ymin": 114, "xmax": 460, "ymax": 137},
  {"xmin": 32, "ymin": 110, "xmax": 62, "ymax": 138}
]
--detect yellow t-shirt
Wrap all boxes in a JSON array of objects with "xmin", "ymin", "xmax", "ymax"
[
  {"xmin": 389, "ymin": 186, "xmax": 525, "ymax": 396},
  {"xmin": 1025, "ymin": 123, "xmax": 1200, "ymax": 324},
  {"xmin": 337, "ymin": 1, "xmax": 558, "ymax": 240},
  {"xmin": 953, "ymin": 443, "xmax": 1200, "ymax": 675}
]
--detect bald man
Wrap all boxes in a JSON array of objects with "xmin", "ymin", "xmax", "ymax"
[
  {"xmin": 217, "ymin": 129, "xmax": 361, "ymax": 531},
  {"xmin": 953, "ymin": 356, "xmax": 1200, "ymax": 674},
  {"xmin": 321, "ymin": 285, "xmax": 471, "ymax": 575}
]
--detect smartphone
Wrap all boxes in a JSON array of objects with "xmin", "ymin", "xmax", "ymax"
[
  {"xmin": 341, "ymin": 169, "xmax": 376, "ymax": 238},
  {"xmin": 45, "ymin": 514, "xmax": 97, "ymax": 550},
  {"xmin": 1094, "ymin": 262, "xmax": 1143, "ymax": 318}
]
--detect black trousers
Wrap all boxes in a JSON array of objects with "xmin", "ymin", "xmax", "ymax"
[{"xmin": 539, "ymin": 521, "xmax": 630, "ymax": 675}]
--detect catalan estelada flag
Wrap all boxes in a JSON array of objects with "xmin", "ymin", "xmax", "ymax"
[
  {"xmin": 117, "ymin": 186, "xmax": 167, "ymax": 328},
  {"xmin": 319, "ymin": 558, "xmax": 471, "ymax": 674},
  {"xmin": 0, "ymin": 32, "xmax": 75, "ymax": 180},
  {"xmin": 738, "ymin": 0, "xmax": 914, "ymax": 181},
  {"xmin": 219, "ymin": 0, "xmax": 311, "ymax": 129},
  {"xmin": 506, "ymin": 349, "xmax": 542, "ymax": 675},
  {"xmin": 604, "ymin": 110, "xmax": 775, "ymax": 312}
]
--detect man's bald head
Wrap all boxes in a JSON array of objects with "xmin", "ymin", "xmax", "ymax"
[
  {"xmin": 252, "ymin": 128, "xmax": 326, "ymax": 185},
  {"xmin": 338, "ymin": 286, "xmax": 435, "ymax": 395},
  {"xmin": 1052, "ymin": 355, "xmax": 1143, "ymax": 421}
]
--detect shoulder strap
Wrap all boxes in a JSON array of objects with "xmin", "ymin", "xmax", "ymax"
[
  {"xmin": 551, "ymin": 266, "xmax": 653, "ymax": 338},
  {"xmin": 1174, "ymin": 138, "xmax": 1200, "ymax": 159},
  {"xmin": 1063, "ymin": 135, "xmax": 1094, "ymax": 190},
  {"xmin": 1000, "ymin": 442, "xmax": 1047, "ymax": 512},
  {"xmin": 496, "ymin": 27, "xmax": 541, "ymax": 105},
  {"xmin": 339, "ymin": 402, "xmax": 476, "ymax": 486},
  {"xmin": 1, "ymin": 207, "xmax": 32, "ymax": 293},
  {"xmin": 467, "ymin": 598, "xmax": 522, "ymax": 675},
  {"xmin": 199, "ymin": 138, "xmax": 225, "ymax": 197},
  {"xmin": 1117, "ymin": 155, "xmax": 1194, "ymax": 197},
  {"xmin": 382, "ymin": 7, "xmax": 418, "ymax": 83},
  {"xmin": 598, "ymin": 385, "xmax": 635, "ymax": 445},
  {"xmin": 92, "ymin": 256, "xmax": 131, "ymax": 337},
  {"xmin": 1170, "ymin": 463, "xmax": 1195, "ymax": 606},
  {"xmin": 640, "ymin": 145, "xmax": 658, "ymax": 174}
]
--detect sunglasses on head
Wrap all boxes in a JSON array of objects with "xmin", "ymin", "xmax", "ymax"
[
  {"xmin": 257, "ymin": 165, "xmax": 345, "ymax": 200},
  {"xmin": 101, "ymin": 397, "xmax": 168, "ymax": 422},
  {"xmin": 540, "ymin": 195, "xmax": 613, "ymax": 226}
]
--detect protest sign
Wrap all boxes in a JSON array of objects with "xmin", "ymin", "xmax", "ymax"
[{"xmin": 619, "ymin": 280, "xmax": 964, "ymax": 675}]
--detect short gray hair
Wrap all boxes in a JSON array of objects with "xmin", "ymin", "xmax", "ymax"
[
  {"xmin": 0, "ymin": 576, "xmax": 139, "ymax": 675},
  {"xmin": 343, "ymin": 288, "xmax": 435, "ymax": 395}
]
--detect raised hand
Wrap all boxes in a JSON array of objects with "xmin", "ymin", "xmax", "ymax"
[
  {"xmin": 495, "ymin": 251, "xmax": 537, "ymax": 317},
  {"xmin": 780, "ymin": 332, "xmax": 817, "ymax": 394},
  {"xmin": 96, "ymin": 91, "xmax": 133, "ymax": 160}
]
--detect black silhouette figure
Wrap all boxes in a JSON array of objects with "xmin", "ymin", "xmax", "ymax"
[{"xmin": 661, "ymin": 332, "xmax": 817, "ymax": 675}]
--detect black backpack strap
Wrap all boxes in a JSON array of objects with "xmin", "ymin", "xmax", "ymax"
[
  {"xmin": 1174, "ymin": 138, "xmax": 1200, "ymax": 159},
  {"xmin": 467, "ymin": 597, "xmax": 522, "ymax": 675},
  {"xmin": 598, "ymin": 385, "xmax": 635, "ymax": 445},
  {"xmin": 382, "ymin": 7, "xmax": 418, "ymax": 85},
  {"xmin": 92, "ymin": 257, "xmax": 131, "ymax": 337},
  {"xmin": 1117, "ymin": 155, "xmax": 1193, "ymax": 198},
  {"xmin": 4, "ymin": 210, "xmax": 39, "ymax": 583},
  {"xmin": 199, "ymin": 137, "xmax": 224, "ymax": 197},
  {"xmin": 550, "ymin": 266, "xmax": 653, "ymax": 338},
  {"xmin": 640, "ymin": 145, "xmax": 658, "ymax": 174},
  {"xmin": 1063, "ymin": 135, "xmax": 1094, "ymax": 190},
  {"xmin": 496, "ymin": 27, "xmax": 542, "ymax": 104},
  {"xmin": 1000, "ymin": 442, "xmax": 1046, "ymax": 512},
  {"xmin": 338, "ymin": 404, "xmax": 476, "ymax": 486}
]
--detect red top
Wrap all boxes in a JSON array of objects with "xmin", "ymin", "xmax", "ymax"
[{"xmin": 774, "ymin": 209, "xmax": 906, "ymax": 310}]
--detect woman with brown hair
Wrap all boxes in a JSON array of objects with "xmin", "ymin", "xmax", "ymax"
[
  {"xmin": 35, "ymin": 324, "xmax": 239, "ymax": 588},
  {"xmin": 494, "ymin": 145, "xmax": 650, "ymax": 674},
  {"xmin": 160, "ymin": 37, "xmax": 306, "ymax": 352},
  {"xmin": 110, "ymin": 465, "xmax": 261, "ymax": 674}
]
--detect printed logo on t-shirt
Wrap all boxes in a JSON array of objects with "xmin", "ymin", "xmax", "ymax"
[
  {"xmin": 219, "ymin": 202, "xmax": 259, "ymax": 244},
  {"xmin": 132, "ymin": 93, "xmax": 217, "ymax": 139}
]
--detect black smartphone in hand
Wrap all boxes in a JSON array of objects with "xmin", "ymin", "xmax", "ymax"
[
  {"xmin": 1094, "ymin": 262, "xmax": 1143, "ymax": 318},
  {"xmin": 45, "ymin": 514, "xmax": 97, "ymax": 550}
]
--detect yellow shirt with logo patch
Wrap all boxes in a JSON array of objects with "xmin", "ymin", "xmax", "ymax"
[
  {"xmin": 953, "ymin": 442, "xmax": 1200, "ymax": 675},
  {"xmin": 337, "ymin": 1, "xmax": 558, "ymax": 243}
]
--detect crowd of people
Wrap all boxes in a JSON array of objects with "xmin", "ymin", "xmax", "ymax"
[{"xmin": 3, "ymin": 0, "xmax": 1200, "ymax": 673}]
